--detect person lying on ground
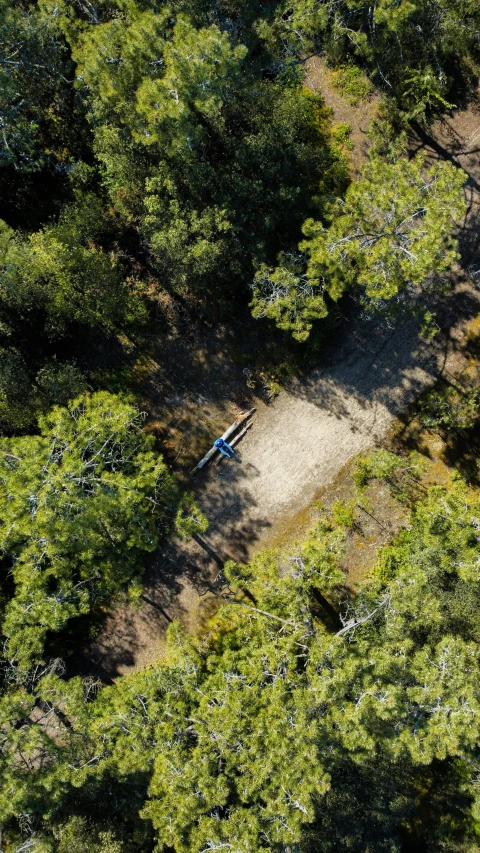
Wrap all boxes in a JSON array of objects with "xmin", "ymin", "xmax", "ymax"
[{"xmin": 214, "ymin": 438, "xmax": 236, "ymax": 458}]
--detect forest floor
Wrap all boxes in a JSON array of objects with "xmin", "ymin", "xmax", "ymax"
[
  {"xmin": 304, "ymin": 57, "xmax": 381, "ymax": 174},
  {"xmin": 77, "ymin": 62, "xmax": 480, "ymax": 681}
]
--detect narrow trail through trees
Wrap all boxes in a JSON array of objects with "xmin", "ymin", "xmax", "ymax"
[{"xmin": 80, "ymin": 82, "xmax": 480, "ymax": 680}]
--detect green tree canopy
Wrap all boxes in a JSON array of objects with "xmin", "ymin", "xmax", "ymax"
[
  {"xmin": 46, "ymin": 0, "xmax": 346, "ymax": 307},
  {"xmin": 3, "ymin": 473, "xmax": 479, "ymax": 851},
  {"xmin": 0, "ymin": 195, "xmax": 138, "ymax": 337},
  {"xmin": 0, "ymin": 391, "xmax": 173, "ymax": 667},
  {"xmin": 134, "ymin": 18, "xmax": 248, "ymax": 150},
  {"xmin": 0, "ymin": 194, "xmax": 144, "ymax": 431},
  {"xmin": 251, "ymin": 154, "xmax": 466, "ymax": 339},
  {"xmin": 262, "ymin": 0, "xmax": 480, "ymax": 116},
  {"xmin": 0, "ymin": 0, "xmax": 92, "ymax": 228}
]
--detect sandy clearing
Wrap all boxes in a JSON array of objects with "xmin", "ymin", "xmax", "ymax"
[
  {"xmin": 231, "ymin": 325, "xmax": 436, "ymax": 521},
  {"xmin": 81, "ymin": 296, "xmax": 479, "ymax": 680},
  {"xmin": 78, "ymin": 74, "xmax": 480, "ymax": 681}
]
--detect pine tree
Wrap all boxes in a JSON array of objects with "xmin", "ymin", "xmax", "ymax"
[
  {"xmin": 251, "ymin": 154, "xmax": 466, "ymax": 339},
  {"xmin": 0, "ymin": 392, "xmax": 173, "ymax": 667}
]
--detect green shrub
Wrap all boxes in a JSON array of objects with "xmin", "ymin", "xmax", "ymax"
[
  {"xmin": 331, "ymin": 65, "xmax": 373, "ymax": 104},
  {"xmin": 419, "ymin": 384, "xmax": 480, "ymax": 431},
  {"xmin": 332, "ymin": 499, "xmax": 356, "ymax": 528}
]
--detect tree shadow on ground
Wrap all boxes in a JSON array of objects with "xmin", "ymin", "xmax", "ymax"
[
  {"xmin": 146, "ymin": 453, "xmax": 269, "ymax": 596},
  {"xmin": 441, "ymin": 426, "xmax": 480, "ymax": 485},
  {"xmin": 409, "ymin": 120, "xmax": 480, "ymax": 192},
  {"xmin": 73, "ymin": 441, "xmax": 270, "ymax": 680},
  {"xmin": 283, "ymin": 286, "xmax": 480, "ymax": 423},
  {"xmin": 74, "ymin": 283, "xmax": 480, "ymax": 681}
]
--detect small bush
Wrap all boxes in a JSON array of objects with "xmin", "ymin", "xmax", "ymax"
[
  {"xmin": 374, "ymin": 542, "xmax": 404, "ymax": 583},
  {"xmin": 331, "ymin": 65, "xmax": 373, "ymax": 104},
  {"xmin": 353, "ymin": 450, "xmax": 403, "ymax": 488},
  {"xmin": 368, "ymin": 99, "xmax": 408, "ymax": 162},
  {"xmin": 419, "ymin": 384, "xmax": 480, "ymax": 431},
  {"xmin": 331, "ymin": 122, "xmax": 353, "ymax": 151},
  {"xmin": 175, "ymin": 492, "xmax": 208, "ymax": 540},
  {"xmin": 332, "ymin": 500, "xmax": 356, "ymax": 528}
]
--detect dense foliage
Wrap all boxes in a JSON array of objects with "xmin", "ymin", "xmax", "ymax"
[
  {"xmin": 0, "ymin": 0, "xmax": 350, "ymax": 429},
  {"xmin": 1, "ymin": 0, "xmax": 479, "ymax": 849},
  {"xmin": 1, "ymin": 468, "xmax": 480, "ymax": 851},
  {"xmin": 0, "ymin": 392, "xmax": 174, "ymax": 668},
  {"xmin": 1, "ymin": 0, "xmax": 470, "ymax": 406},
  {"xmin": 263, "ymin": 0, "xmax": 480, "ymax": 117},
  {"xmin": 251, "ymin": 154, "xmax": 466, "ymax": 339}
]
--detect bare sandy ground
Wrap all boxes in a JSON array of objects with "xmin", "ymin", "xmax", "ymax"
[
  {"xmin": 81, "ymin": 290, "xmax": 479, "ymax": 680},
  {"xmin": 230, "ymin": 325, "xmax": 436, "ymax": 522}
]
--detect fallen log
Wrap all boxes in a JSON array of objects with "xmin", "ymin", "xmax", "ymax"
[
  {"xmin": 191, "ymin": 408, "xmax": 255, "ymax": 474},
  {"xmin": 215, "ymin": 420, "xmax": 253, "ymax": 466}
]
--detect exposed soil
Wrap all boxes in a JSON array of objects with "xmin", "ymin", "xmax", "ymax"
[
  {"xmin": 80, "ymin": 284, "xmax": 479, "ymax": 679},
  {"xmin": 304, "ymin": 57, "xmax": 381, "ymax": 175},
  {"xmin": 263, "ymin": 453, "xmax": 411, "ymax": 589},
  {"xmin": 76, "ymin": 67, "xmax": 480, "ymax": 681}
]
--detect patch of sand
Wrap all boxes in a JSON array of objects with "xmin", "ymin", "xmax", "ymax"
[{"xmin": 82, "ymin": 288, "xmax": 480, "ymax": 679}]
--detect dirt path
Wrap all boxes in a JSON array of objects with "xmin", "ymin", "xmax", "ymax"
[
  {"xmin": 304, "ymin": 57, "xmax": 381, "ymax": 174},
  {"xmin": 79, "ymin": 73, "xmax": 480, "ymax": 681}
]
